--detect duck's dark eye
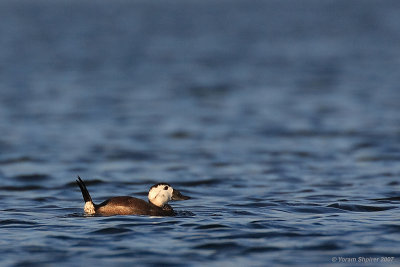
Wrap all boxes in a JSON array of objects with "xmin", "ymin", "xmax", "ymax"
[{"xmin": 164, "ymin": 186, "xmax": 169, "ymax": 190}]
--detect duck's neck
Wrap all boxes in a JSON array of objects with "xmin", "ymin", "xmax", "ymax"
[{"xmin": 148, "ymin": 200, "xmax": 173, "ymax": 211}]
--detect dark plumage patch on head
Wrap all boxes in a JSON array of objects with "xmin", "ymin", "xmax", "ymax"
[{"xmin": 150, "ymin": 183, "xmax": 171, "ymax": 190}]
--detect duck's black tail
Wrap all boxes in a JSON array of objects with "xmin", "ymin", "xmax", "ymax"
[{"xmin": 76, "ymin": 176, "xmax": 93, "ymax": 203}]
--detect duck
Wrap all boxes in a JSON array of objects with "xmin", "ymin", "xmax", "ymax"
[{"xmin": 76, "ymin": 176, "xmax": 190, "ymax": 216}]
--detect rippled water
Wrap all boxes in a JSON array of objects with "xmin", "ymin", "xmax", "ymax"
[{"xmin": 1, "ymin": 0, "xmax": 400, "ymax": 266}]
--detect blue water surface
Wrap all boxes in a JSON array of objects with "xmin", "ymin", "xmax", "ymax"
[{"xmin": 1, "ymin": 0, "xmax": 400, "ymax": 266}]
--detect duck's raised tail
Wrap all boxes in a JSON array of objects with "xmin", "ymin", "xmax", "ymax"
[{"xmin": 76, "ymin": 176, "xmax": 95, "ymax": 214}]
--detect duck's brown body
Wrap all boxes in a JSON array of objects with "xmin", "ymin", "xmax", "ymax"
[{"xmin": 95, "ymin": 196, "xmax": 174, "ymax": 216}]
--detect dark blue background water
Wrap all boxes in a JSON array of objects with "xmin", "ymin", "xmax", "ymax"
[{"xmin": 1, "ymin": 0, "xmax": 400, "ymax": 266}]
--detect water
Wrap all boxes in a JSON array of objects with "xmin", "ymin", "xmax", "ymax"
[{"xmin": 1, "ymin": 0, "xmax": 400, "ymax": 266}]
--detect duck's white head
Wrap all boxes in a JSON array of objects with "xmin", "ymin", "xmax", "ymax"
[{"xmin": 148, "ymin": 183, "xmax": 190, "ymax": 207}]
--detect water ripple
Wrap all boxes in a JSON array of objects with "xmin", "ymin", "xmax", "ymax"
[{"xmin": 327, "ymin": 203, "xmax": 396, "ymax": 212}]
